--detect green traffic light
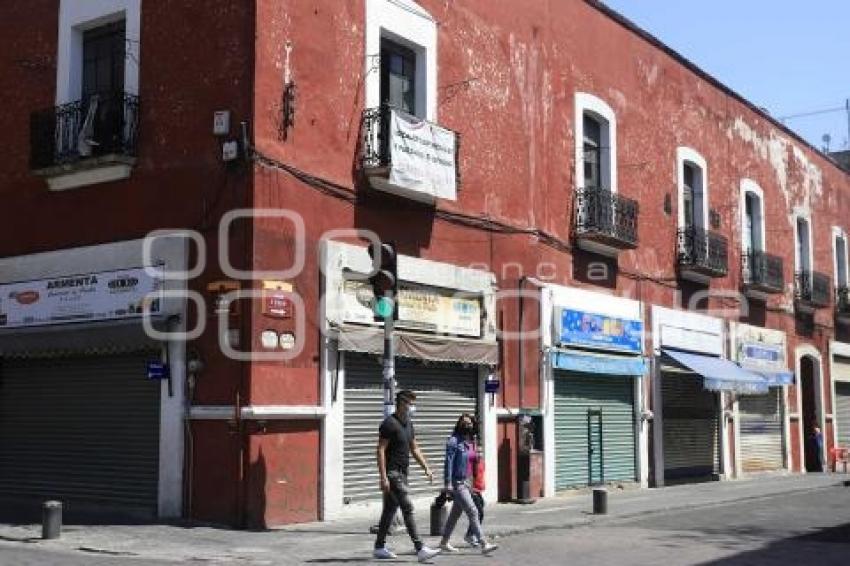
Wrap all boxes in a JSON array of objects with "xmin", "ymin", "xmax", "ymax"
[{"xmin": 373, "ymin": 296, "xmax": 395, "ymax": 319}]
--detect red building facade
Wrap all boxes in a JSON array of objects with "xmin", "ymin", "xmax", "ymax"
[{"xmin": 1, "ymin": 0, "xmax": 848, "ymax": 527}]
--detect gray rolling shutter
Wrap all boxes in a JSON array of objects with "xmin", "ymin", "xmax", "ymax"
[
  {"xmin": 0, "ymin": 353, "xmax": 161, "ymax": 514},
  {"xmin": 662, "ymin": 372, "xmax": 720, "ymax": 480},
  {"xmin": 836, "ymin": 382, "xmax": 850, "ymax": 450},
  {"xmin": 739, "ymin": 389, "xmax": 784, "ymax": 472},
  {"xmin": 343, "ymin": 354, "xmax": 478, "ymax": 504},
  {"xmin": 554, "ymin": 371, "xmax": 636, "ymax": 489}
]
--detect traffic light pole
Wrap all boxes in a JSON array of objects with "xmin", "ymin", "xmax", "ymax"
[{"xmin": 382, "ymin": 300, "xmax": 396, "ymax": 417}]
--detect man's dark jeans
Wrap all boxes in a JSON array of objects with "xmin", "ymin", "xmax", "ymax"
[{"xmin": 374, "ymin": 470, "xmax": 422, "ymax": 551}]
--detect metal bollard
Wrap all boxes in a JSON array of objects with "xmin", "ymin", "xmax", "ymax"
[
  {"xmin": 592, "ymin": 488, "xmax": 608, "ymax": 515},
  {"xmin": 42, "ymin": 500, "xmax": 62, "ymax": 539}
]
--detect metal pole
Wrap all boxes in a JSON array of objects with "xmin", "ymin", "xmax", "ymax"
[
  {"xmin": 846, "ymin": 98, "xmax": 849, "ymax": 150},
  {"xmin": 383, "ymin": 305, "xmax": 396, "ymax": 418},
  {"xmin": 42, "ymin": 500, "xmax": 62, "ymax": 539}
]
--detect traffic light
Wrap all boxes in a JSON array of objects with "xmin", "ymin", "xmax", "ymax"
[{"xmin": 367, "ymin": 241, "xmax": 398, "ymax": 321}]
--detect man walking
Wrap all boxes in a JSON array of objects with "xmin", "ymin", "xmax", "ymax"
[{"xmin": 374, "ymin": 390, "xmax": 441, "ymax": 562}]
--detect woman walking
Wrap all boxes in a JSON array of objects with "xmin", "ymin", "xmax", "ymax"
[{"xmin": 439, "ymin": 414, "xmax": 498, "ymax": 554}]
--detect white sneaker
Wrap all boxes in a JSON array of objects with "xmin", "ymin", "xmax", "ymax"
[
  {"xmin": 480, "ymin": 541, "xmax": 499, "ymax": 555},
  {"xmin": 464, "ymin": 534, "xmax": 479, "ymax": 547},
  {"xmin": 373, "ymin": 546, "xmax": 397, "ymax": 559},
  {"xmin": 417, "ymin": 545, "xmax": 441, "ymax": 562},
  {"xmin": 439, "ymin": 541, "xmax": 459, "ymax": 553}
]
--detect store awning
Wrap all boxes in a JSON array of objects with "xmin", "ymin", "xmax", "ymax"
[
  {"xmin": 335, "ymin": 325, "xmax": 498, "ymax": 365},
  {"xmin": 661, "ymin": 348, "xmax": 769, "ymax": 394},
  {"xmin": 551, "ymin": 350, "xmax": 646, "ymax": 377},
  {"xmin": 752, "ymin": 369, "xmax": 794, "ymax": 387}
]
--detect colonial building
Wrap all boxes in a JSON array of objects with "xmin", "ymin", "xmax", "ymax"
[{"xmin": 1, "ymin": 0, "xmax": 848, "ymax": 527}]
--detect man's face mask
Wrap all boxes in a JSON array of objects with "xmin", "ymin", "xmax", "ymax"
[{"xmin": 407, "ymin": 404, "xmax": 417, "ymax": 417}]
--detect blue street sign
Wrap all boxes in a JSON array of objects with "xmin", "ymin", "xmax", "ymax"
[
  {"xmin": 485, "ymin": 380, "xmax": 501, "ymax": 394},
  {"xmin": 146, "ymin": 361, "xmax": 170, "ymax": 380}
]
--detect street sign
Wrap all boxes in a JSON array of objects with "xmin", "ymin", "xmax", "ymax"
[{"xmin": 146, "ymin": 361, "xmax": 170, "ymax": 381}]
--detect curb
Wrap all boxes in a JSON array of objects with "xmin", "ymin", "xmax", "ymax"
[{"xmin": 487, "ymin": 480, "xmax": 845, "ymax": 539}]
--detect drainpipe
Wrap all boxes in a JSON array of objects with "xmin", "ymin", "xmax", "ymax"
[{"xmin": 518, "ymin": 276, "xmax": 546, "ymax": 410}]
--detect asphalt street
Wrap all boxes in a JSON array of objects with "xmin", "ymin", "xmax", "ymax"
[{"xmin": 0, "ymin": 484, "xmax": 848, "ymax": 565}]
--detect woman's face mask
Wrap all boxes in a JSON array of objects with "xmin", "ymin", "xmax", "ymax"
[{"xmin": 407, "ymin": 404, "xmax": 417, "ymax": 417}]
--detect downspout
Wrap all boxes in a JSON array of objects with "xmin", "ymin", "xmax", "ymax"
[{"xmin": 518, "ymin": 276, "xmax": 546, "ymax": 410}]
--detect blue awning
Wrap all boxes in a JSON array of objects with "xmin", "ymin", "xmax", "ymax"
[
  {"xmin": 662, "ymin": 348, "xmax": 769, "ymax": 394},
  {"xmin": 551, "ymin": 350, "xmax": 646, "ymax": 377},
  {"xmin": 753, "ymin": 369, "xmax": 794, "ymax": 387}
]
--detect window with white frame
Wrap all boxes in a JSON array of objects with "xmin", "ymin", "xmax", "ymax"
[
  {"xmin": 56, "ymin": 0, "xmax": 140, "ymax": 105},
  {"xmin": 575, "ymin": 93, "xmax": 617, "ymax": 193},
  {"xmin": 796, "ymin": 215, "xmax": 812, "ymax": 274},
  {"xmin": 365, "ymin": 0, "xmax": 436, "ymax": 121},
  {"xmin": 835, "ymin": 228, "xmax": 849, "ymax": 290},
  {"xmin": 676, "ymin": 147, "xmax": 708, "ymax": 231},
  {"xmin": 740, "ymin": 179, "xmax": 765, "ymax": 253}
]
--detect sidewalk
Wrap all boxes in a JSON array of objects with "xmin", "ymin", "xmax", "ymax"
[{"xmin": 0, "ymin": 473, "xmax": 845, "ymax": 564}]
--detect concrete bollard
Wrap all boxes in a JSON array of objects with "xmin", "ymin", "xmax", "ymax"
[
  {"xmin": 42, "ymin": 500, "xmax": 62, "ymax": 539},
  {"xmin": 592, "ymin": 488, "xmax": 608, "ymax": 515}
]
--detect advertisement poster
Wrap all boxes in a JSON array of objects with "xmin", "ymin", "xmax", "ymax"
[{"xmin": 558, "ymin": 308, "xmax": 642, "ymax": 353}]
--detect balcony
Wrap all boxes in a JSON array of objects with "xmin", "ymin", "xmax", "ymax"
[
  {"xmin": 30, "ymin": 92, "xmax": 139, "ymax": 190},
  {"xmin": 742, "ymin": 249, "xmax": 784, "ymax": 296},
  {"xmin": 677, "ymin": 227, "xmax": 729, "ymax": 280},
  {"xmin": 837, "ymin": 287, "xmax": 850, "ymax": 322},
  {"xmin": 573, "ymin": 185, "xmax": 639, "ymax": 255},
  {"xmin": 361, "ymin": 104, "xmax": 459, "ymax": 204},
  {"xmin": 794, "ymin": 270, "xmax": 831, "ymax": 311}
]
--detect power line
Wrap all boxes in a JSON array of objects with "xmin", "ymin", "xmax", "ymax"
[{"xmin": 778, "ymin": 105, "xmax": 845, "ymax": 122}]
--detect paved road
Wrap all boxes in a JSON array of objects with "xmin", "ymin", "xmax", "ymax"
[{"xmin": 1, "ymin": 485, "xmax": 848, "ymax": 564}]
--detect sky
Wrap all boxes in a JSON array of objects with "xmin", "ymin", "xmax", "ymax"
[{"xmin": 601, "ymin": 0, "xmax": 850, "ymax": 153}]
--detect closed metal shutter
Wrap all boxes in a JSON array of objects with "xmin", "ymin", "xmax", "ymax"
[
  {"xmin": 739, "ymin": 388, "xmax": 784, "ymax": 472},
  {"xmin": 836, "ymin": 382, "xmax": 850, "ymax": 450},
  {"xmin": 553, "ymin": 371, "xmax": 636, "ymax": 489},
  {"xmin": 343, "ymin": 354, "xmax": 478, "ymax": 504},
  {"xmin": 662, "ymin": 372, "xmax": 720, "ymax": 480},
  {"xmin": 0, "ymin": 353, "xmax": 161, "ymax": 514}
]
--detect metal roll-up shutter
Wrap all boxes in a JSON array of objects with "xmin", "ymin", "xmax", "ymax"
[
  {"xmin": 0, "ymin": 353, "xmax": 161, "ymax": 515},
  {"xmin": 662, "ymin": 372, "xmax": 720, "ymax": 480},
  {"xmin": 836, "ymin": 382, "xmax": 850, "ymax": 450},
  {"xmin": 553, "ymin": 371, "xmax": 636, "ymax": 490},
  {"xmin": 739, "ymin": 389, "xmax": 784, "ymax": 472},
  {"xmin": 343, "ymin": 354, "xmax": 478, "ymax": 504}
]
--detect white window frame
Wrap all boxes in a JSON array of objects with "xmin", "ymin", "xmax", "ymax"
[
  {"xmin": 833, "ymin": 226, "xmax": 849, "ymax": 289},
  {"xmin": 574, "ymin": 93, "xmax": 617, "ymax": 192},
  {"xmin": 365, "ymin": 0, "xmax": 436, "ymax": 120},
  {"xmin": 56, "ymin": 0, "xmax": 141, "ymax": 105},
  {"xmin": 676, "ymin": 147, "xmax": 709, "ymax": 231},
  {"xmin": 793, "ymin": 209, "xmax": 814, "ymax": 276},
  {"xmin": 739, "ymin": 179, "xmax": 766, "ymax": 253}
]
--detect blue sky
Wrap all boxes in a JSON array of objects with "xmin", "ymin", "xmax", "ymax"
[{"xmin": 601, "ymin": 0, "xmax": 850, "ymax": 153}]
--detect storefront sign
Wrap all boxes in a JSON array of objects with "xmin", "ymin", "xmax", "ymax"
[
  {"xmin": 388, "ymin": 108, "xmax": 457, "ymax": 201},
  {"xmin": 740, "ymin": 343, "xmax": 782, "ymax": 369},
  {"xmin": 342, "ymin": 280, "xmax": 481, "ymax": 338},
  {"xmin": 558, "ymin": 308, "xmax": 642, "ymax": 353},
  {"xmin": 0, "ymin": 267, "xmax": 163, "ymax": 329}
]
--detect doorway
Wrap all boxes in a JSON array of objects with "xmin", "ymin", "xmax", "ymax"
[{"xmin": 800, "ymin": 355, "xmax": 822, "ymax": 472}]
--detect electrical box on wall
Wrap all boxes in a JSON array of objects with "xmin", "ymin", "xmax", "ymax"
[
  {"xmin": 213, "ymin": 110, "xmax": 231, "ymax": 135},
  {"xmin": 222, "ymin": 140, "xmax": 239, "ymax": 162}
]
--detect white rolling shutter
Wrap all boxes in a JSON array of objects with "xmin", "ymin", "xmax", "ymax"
[{"xmin": 739, "ymin": 389, "xmax": 784, "ymax": 472}]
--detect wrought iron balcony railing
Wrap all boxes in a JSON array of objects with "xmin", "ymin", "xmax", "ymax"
[
  {"xmin": 742, "ymin": 249, "xmax": 784, "ymax": 294},
  {"xmin": 836, "ymin": 286, "xmax": 850, "ymax": 317},
  {"xmin": 30, "ymin": 91, "xmax": 140, "ymax": 170},
  {"xmin": 794, "ymin": 270, "xmax": 831, "ymax": 308},
  {"xmin": 360, "ymin": 104, "xmax": 460, "ymax": 201},
  {"xmin": 677, "ymin": 226, "xmax": 729, "ymax": 278},
  {"xmin": 574, "ymin": 185, "xmax": 639, "ymax": 249}
]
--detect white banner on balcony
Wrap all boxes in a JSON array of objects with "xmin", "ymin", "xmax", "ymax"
[{"xmin": 388, "ymin": 109, "xmax": 457, "ymax": 201}]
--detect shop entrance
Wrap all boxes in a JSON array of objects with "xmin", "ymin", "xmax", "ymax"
[{"xmin": 800, "ymin": 355, "xmax": 821, "ymax": 472}]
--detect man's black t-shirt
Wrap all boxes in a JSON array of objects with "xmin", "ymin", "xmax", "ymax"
[{"xmin": 379, "ymin": 413, "xmax": 415, "ymax": 474}]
